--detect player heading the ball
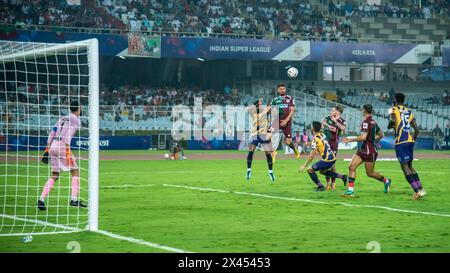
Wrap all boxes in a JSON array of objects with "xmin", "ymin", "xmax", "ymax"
[
  {"xmin": 270, "ymin": 83, "xmax": 299, "ymax": 163},
  {"xmin": 38, "ymin": 101, "xmax": 87, "ymax": 211}
]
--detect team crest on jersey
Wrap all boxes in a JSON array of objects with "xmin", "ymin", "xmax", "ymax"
[{"xmin": 286, "ymin": 99, "xmax": 290, "ymax": 103}]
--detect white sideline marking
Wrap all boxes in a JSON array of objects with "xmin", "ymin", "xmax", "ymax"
[
  {"xmin": 101, "ymin": 184, "xmax": 156, "ymax": 189},
  {"xmin": 161, "ymin": 184, "xmax": 450, "ymax": 219},
  {"xmin": 103, "ymin": 170, "xmax": 227, "ymax": 175},
  {"xmin": 0, "ymin": 214, "xmax": 191, "ymax": 253},
  {"xmin": 103, "ymin": 169, "xmax": 450, "ymax": 176},
  {"xmin": 338, "ymin": 203, "xmax": 450, "ymax": 218},
  {"xmin": 94, "ymin": 230, "xmax": 190, "ymax": 253},
  {"xmin": 164, "ymin": 184, "xmax": 327, "ymax": 204},
  {"xmin": 377, "ymin": 169, "xmax": 447, "ymax": 175}
]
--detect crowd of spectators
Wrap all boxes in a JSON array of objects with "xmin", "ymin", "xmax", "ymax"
[
  {"xmin": 2, "ymin": 0, "xmax": 448, "ymax": 39},
  {"xmin": 1, "ymin": 0, "xmax": 127, "ymax": 30},
  {"xmin": 0, "ymin": 82, "xmax": 246, "ymax": 111},
  {"xmin": 0, "ymin": 83, "xmax": 89, "ymax": 111},
  {"xmin": 329, "ymin": 0, "xmax": 449, "ymax": 19},
  {"xmin": 443, "ymin": 90, "xmax": 450, "ymax": 105},
  {"xmin": 334, "ymin": 85, "xmax": 450, "ymax": 108},
  {"xmin": 1, "ymin": 0, "xmax": 353, "ymax": 40},
  {"xmin": 99, "ymin": 84, "xmax": 244, "ymax": 108}
]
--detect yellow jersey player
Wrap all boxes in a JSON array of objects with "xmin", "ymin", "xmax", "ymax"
[
  {"xmin": 246, "ymin": 98, "xmax": 276, "ymax": 181},
  {"xmin": 388, "ymin": 93, "xmax": 426, "ymax": 200},
  {"xmin": 299, "ymin": 121, "xmax": 347, "ymax": 191}
]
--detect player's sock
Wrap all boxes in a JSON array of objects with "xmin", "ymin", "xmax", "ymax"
[
  {"xmin": 40, "ymin": 178, "xmax": 55, "ymax": 202},
  {"xmin": 265, "ymin": 153, "xmax": 273, "ymax": 171},
  {"xmin": 348, "ymin": 177, "xmax": 355, "ymax": 192},
  {"xmin": 325, "ymin": 176, "xmax": 331, "ymax": 189},
  {"xmin": 308, "ymin": 171, "xmax": 324, "ymax": 188},
  {"xmin": 71, "ymin": 176, "xmax": 80, "ymax": 202},
  {"xmin": 247, "ymin": 151, "xmax": 254, "ymax": 169},
  {"xmin": 413, "ymin": 173, "xmax": 423, "ymax": 190},
  {"xmin": 405, "ymin": 174, "xmax": 419, "ymax": 193},
  {"xmin": 377, "ymin": 175, "xmax": 389, "ymax": 183},
  {"xmin": 288, "ymin": 142, "xmax": 299, "ymax": 155},
  {"xmin": 324, "ymin": 171, "xmax": 343, "ymax": 179}
]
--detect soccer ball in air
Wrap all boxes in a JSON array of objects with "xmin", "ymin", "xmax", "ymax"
[{"xmin": 287, "ymin": 67, "xmax": 298, "ymax": 78}]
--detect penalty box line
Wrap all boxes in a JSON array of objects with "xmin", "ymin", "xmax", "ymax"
[
  {"xmin": 0, "ymin": 214, "xmax": 191, "ymax": 253},
  {"xmin": 160, "ymin": 184, "xmax": 450, "ymax": 219}
]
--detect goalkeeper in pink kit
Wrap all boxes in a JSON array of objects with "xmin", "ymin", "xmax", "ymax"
[{"xmin": 38, "ymin": 101, "xmax": 87, "ymax": 210}]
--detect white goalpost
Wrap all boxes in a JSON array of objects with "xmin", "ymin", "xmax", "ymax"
[{"xmin": 0, "ymin": 39, "xmax": 99, "ymax": 235}]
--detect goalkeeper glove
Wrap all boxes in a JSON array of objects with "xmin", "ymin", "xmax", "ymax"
[
  {"xmin": 41, "ymin": 147, "xmax": 49, "ymax": 164},
  {"xmin": 66, "ymin": 148, "xmax": 74, "ymax": 166}
]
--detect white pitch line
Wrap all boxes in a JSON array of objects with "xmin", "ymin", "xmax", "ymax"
[
  {"xmin": 163, "ymin": 184, "xmax": 230, "ymax": 193},
  {"xmin": 161, "ymin": 184, "xmax": 450, "ymax": 218},
  {"xmin": 0, "ymin": 213, "xmax": 83, "ymax": 236},
  {"xmin": 93, "ymin": 229, "xmax": 191, "ymax": 253},
  {"xmin": 0, "ymin": 214, "xmax": 191, "ymax": 253},
  {"xmin": 377, "ymin": 169, "xmax": 447, "ymax": 175},
  {"xmin": 164, "ymin": 184, "xmax": 327, "ymax": 205},
  {"xmin": 339, "ymin": 203, "xmax": 450, "ymax": 218},
  {"xmin": 102, "ymin": 170, "xmax": 228, "ymax": 175},
  {"xmin": 100, "ymin": 184, "xmax": 156, "ymax": 189}
]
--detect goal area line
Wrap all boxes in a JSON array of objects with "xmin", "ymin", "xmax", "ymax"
[
  {"xmin": 0, "ymin": 213, "xmax": 190, "ymax": 253},
  {"xmin": 0, "ymin": 213, "xmax": 83, "ymax": 236}
]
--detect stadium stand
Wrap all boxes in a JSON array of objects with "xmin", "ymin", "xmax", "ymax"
[
  {"xmin": 1, "ymin": 80, "xmax": 448, "ymax": 134},
  {"xmin": 0, "ymin": 1, "xmax": 448, "ymax": 136},
  {"xmin": 2, "ymin": 0, "xmax": 448, "ymax": 42}
]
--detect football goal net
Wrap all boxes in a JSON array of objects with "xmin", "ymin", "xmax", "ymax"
[{"xmin": 0, "ymin": 39, "xmax": 99, "ymax": 236}]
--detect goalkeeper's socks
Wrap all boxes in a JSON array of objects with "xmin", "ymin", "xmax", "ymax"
[
  {"xmin": 71, "ymin": 176, "xmax": 80, "ymax": 200},
  {"xmin": 40, "ymin": 178, "xmax": 55, "ymax": 201}
]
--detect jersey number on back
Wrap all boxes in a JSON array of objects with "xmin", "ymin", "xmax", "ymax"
[{"xmin": 401, "ymin": 113, "xmax": 411, "ymax": 132}]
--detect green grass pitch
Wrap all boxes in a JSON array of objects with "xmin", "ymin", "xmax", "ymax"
[{"xmin": 1, "ymin": 150, "xmax": 450, "ymax": 253}]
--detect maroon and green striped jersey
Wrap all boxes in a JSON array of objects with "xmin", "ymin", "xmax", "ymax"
[
  {"xmin": 271, "ymin": 95, "xmax": 295, "ymax": 121},
  {"xmin": 323, "ymin": 115, "xmax": 346, "ymax": 142},
  {"xmin": 359, "ymin": 115, "xmax": 380, "ymax": 155}
]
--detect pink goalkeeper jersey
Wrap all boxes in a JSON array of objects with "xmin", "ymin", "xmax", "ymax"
[{"xmin": 47, "ymin": 113, "xmax": 81, "ymax": 146}]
